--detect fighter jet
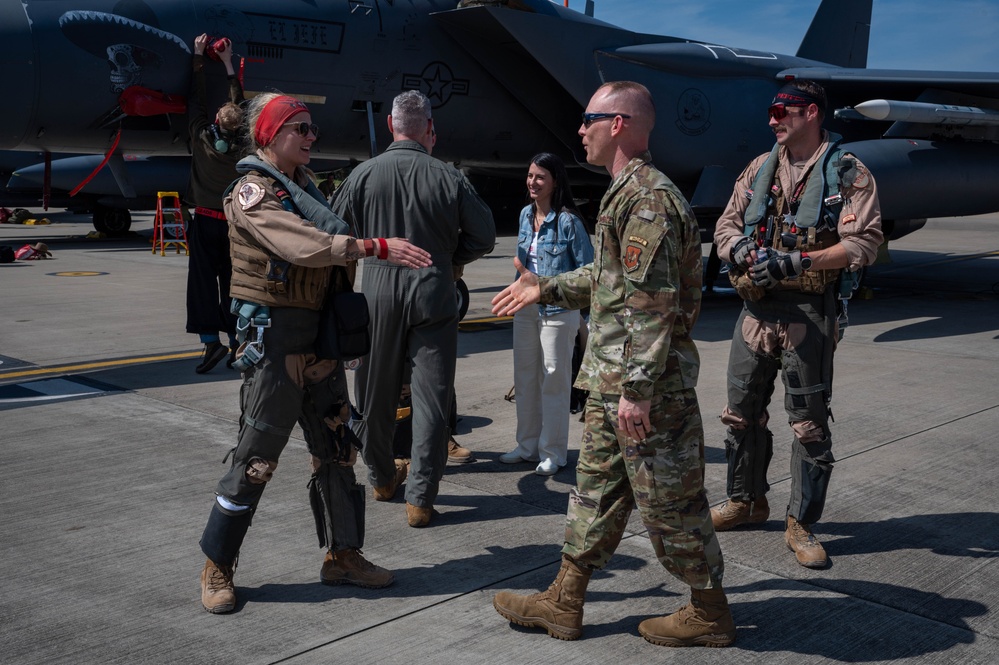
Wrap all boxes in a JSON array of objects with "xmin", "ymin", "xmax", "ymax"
[{"xmin": 2, "ymin": 0, "xmax": 997, "ymax": 238}]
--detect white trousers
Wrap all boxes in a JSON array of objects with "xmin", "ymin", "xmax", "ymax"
[{"xmin": 511, "ymin": 307, "xmax": 580, "ymax": 466}]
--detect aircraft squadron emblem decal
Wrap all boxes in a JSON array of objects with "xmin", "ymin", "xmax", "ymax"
[
  {"xmin": 239, "ymin": 182, "xmax": 265, "ymax": 209},
  {"xmin": 675, "ymin": 88, "xmax": 711, "ymax": 136}
]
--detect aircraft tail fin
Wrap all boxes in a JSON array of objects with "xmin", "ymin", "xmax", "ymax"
[{"xmin": 796, "ymin": 0, "xmax": 872, "ymax": 68}]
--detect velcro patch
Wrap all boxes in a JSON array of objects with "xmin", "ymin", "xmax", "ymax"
[
  {"xmin": 841, "ymin": 213, "xmax": 857, "ymax": 224},
  {"xmin": 624, "ymin": 244, "xmax": 643, "ymax": 272},
  {"xmin": 852, "ymin": 165, "xmax": 871, "ymax": 189},
  {"xmin": 238, "ymin": 182, "xmax": 265, "ymax": 209}
]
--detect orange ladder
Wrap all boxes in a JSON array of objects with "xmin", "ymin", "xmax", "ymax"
[{"xmin": 151, "ymin": 191, "xmax": 189, "ymax": 255}]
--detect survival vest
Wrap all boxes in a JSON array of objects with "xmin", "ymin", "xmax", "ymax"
[
  {"xmin": 226, "ymin": 157, "xmax": 351, "ymax": 310},
  {"xmin": 742, "ymin": 133, "xmax": 859, "ymax": 294}
]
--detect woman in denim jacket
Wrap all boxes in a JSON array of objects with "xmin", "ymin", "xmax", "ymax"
[{"xmin": 499, "ymin": 153, "xmax": 594, "ymax": 475}]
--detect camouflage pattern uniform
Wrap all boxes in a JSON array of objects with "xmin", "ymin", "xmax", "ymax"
[{"xmin": 539, "ymin": 153, "xmax": 724, "ymax": 589}]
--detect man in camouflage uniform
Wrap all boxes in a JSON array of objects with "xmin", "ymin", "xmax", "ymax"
[
  {"xmin": 712, "ymin": 80, "xmax": 883, "ymax": 569},
  {"xmin": 490, "ymin": 81, "xmax": 734, "ymax": 648}
]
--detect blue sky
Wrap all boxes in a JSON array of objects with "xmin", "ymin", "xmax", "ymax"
[{"xmin": 576, "ymin": 0, "xmax": 998, "ymax": 72}]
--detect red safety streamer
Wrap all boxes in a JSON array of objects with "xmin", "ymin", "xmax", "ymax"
[{"xmin": 68, "ymin": 127, "xmax": 122, "ymax": 197}]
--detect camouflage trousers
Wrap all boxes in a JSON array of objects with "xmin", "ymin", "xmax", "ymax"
[{"xmin": 562, "ymin": 390, "xmax": 724, "ymax": 589}]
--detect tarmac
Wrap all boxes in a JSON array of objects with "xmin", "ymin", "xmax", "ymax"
[{"xmin": 1, "ymin": 208, "xmax": 998, "ymax": 664}]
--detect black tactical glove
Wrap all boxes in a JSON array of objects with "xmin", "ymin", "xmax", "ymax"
[
  {"xmin": 731, "ymin": 237, "xmax": 755, "ymax": 270},
  {"xmin": 750, "ymin": 250, "xmax": 806, "ymax": 288}
]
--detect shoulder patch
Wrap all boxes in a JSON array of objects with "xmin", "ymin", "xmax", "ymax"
[
  {"xmin": 238, "ymin": 182, "xmax": 265, "ymax": 209},
  {"xmin": 623, "ymin": 244, "xmax": 643, "ymax": 272},
  {"xmin": 851, "ymin": 164, "xmax": 871, "ymax": 190}
]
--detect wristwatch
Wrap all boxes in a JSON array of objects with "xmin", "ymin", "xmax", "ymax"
[{"xmin": 800, "ymin": 252, "xmax": 812, "ymax": 271}]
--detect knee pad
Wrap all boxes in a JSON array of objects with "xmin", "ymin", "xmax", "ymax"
[{"xmin": 245, "ymin": 457, "xmax": 278, "ymax": 484}]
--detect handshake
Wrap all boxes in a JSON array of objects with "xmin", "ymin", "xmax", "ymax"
[{"xmin": 731, "ymin": 237, "xmax": 810, "ymax": 288}]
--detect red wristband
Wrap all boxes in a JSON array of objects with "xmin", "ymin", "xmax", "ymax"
[
  {"xmin": 377, "ymin": 238, "xmax": 389, "ymax": 260},
  {"xmin": 363, "ymin": 238, "xmax": 375, "ymax": 257}
]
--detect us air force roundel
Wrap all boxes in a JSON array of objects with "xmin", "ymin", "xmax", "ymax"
[{"xmin": 238, "ymin": 181, "xmax": 265, "ymax": 209}]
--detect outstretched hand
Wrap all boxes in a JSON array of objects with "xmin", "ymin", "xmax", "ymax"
[
  {"xmin": 384, "ymin": 238, "xmax": 432, "ymax": 269},
  {"xmin": 491, "ymin": 257, "xmax": 540, "ymax": 316}
]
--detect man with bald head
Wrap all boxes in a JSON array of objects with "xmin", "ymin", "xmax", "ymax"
[{"xmin": 491, "ymin": 81, "xmax": 734, "ymax": 647}]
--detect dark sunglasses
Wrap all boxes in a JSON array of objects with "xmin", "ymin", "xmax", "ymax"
[
  {"xmin": 767, "ymin": 103, "xmax": 808, "ymax": 121},
  {"xmin": 582, "ymin": 112, "xmax": 631, "ymax": 127},
  {"xmin": 283, "ymin": 121, "xmax": 320, "ymax": 139}
]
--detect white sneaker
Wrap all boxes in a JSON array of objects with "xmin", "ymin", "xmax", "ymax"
[
  {"xmin": 535, "ymin": 459, "xmax": 560, "ymax": 476},
  {"xmin": 499, "ymin": 450, "xmax": 528, "ymax": 464}
]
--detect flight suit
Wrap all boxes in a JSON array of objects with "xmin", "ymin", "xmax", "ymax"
[
  {"xmin": 714, "ymin": 130, "xmax": 883, "ymax": 524},
  {"xmin": 330, "ymin": 140, "xmax": 495, "ymax": 510}
]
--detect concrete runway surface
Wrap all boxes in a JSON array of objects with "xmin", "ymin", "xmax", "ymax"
[{"xmin": 1, "ymin": 209, "xmax": 997, "ymax": 664}]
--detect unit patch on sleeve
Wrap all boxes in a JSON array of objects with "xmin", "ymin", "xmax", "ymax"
[
  {"xmin": 238, "ymin": 182, "xmax": 265, "ymax": 209},
  {"xmin": 852, "ymin": 164, "xmax": 871, "ymax": 190},
  {"xmin": 623, "ymin": 243, "xmax": 644, "ymax": 272}
]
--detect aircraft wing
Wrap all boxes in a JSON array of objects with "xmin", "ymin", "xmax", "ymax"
[{"xmin": 779, "ymin": 67, "xmax": 999, "ymax": 91}]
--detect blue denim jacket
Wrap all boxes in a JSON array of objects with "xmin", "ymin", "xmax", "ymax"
[{"xmin": 516, "ymin": 204, "xmax": 594, "ymax": 315}]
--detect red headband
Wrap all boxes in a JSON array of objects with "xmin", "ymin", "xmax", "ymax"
[{"xmin": 254, "ymin": 95, "xmax": 310, "ymax": 147}]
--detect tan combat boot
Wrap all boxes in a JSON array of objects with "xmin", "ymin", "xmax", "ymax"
[
  {"xmin": 785, "ymin": 515, "xmax": 828, "ymax": 568},
  {"xmin": 638, "ymin": 587, "xmax": 736, "ymax": 647},
  {"xmin": 447, "ymin": 436, "xmax": 473, "ymax": 464},
  {"xmin": 493, "ymin": 555, "xmax": 592, "ymax": 640},
  {"xmin": 372, "ymin": 458, "xmax": 409, "ymax": 501},
  {"xmin": 406, "ymin": 502, "xmax": 433, "ymax": 527},
  {"xmin": 320, "ymin": 548, "xmax": 394, "ymax": 588},
  {"xmin": 710, "ymin": 496, "xmax": 770, "ymax": 531},
  {"xmin": 200, "ymin": 558, "xmax": 236, "ymax": 614}
]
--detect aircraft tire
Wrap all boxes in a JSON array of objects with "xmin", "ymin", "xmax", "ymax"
[
  {"xmin": 93, "ymin": 206, "xmax": 132, "ymax": 236},
  {"xmin": 455, "ymin": 278, "xmax": 470, "ymax": 321}
]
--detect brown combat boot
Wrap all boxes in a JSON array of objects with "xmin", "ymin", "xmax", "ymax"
[
  {"xmin": 638, "ymin": 587, "xmax": 736, "ymax": 647},
  {"xmin": 372, "ymin": 458, "xmax": 409, "ymax": 501},
  {"xmin": 710, "ymin": 496, "xmax": 770, "ymax": 531},
  {"xmin": 785, "ymin": 515, "xmax": 828, "ymax": 568},
  {"xmin": 447, "ymin": 436, "xmax": 474, "ymax": 464},
  {"xmin": 320, "ymin": 548, "xmax": 394, "ymax": 588},
  {"xmin": 406, "ymin": 502, "xmax": 433, "ymax": 527},
  {"xmin": 200, "ymin": 558, "xmax": 236, "ymax": 614},
  {"xmin": 493, "ymin": 555, "xmax": 592, "ymax": 640}
]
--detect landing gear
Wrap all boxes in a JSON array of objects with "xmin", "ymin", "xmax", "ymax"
[
  {"xmin": 92, "ymin": 205, "xmax": 132, "ymax": 236},
  {"xmin": 455, "ymin": 278, "xmax": 470, "ymax": 321}
]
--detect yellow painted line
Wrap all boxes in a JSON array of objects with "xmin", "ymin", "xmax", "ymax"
[
  {"xmin": 1, "ymin": 315, "xmax": 515, "ymax": 380},
  {"xmin": 0, "ymin": 351, "xmax": 201, "ymax": 381}
]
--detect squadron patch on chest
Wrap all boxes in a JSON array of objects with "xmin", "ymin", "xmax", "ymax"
[
  {"xmin": 624, "ymin": 244, "xmax": 643, "ymax": 272},
  {"xmin": 238, "ymin": 182, "xmax": 265, "ymax": 209}
]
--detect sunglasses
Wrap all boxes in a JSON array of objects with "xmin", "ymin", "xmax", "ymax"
[
  {"xmin": 767, "ymin": 103, "xmax": 808, "ymax": 121},
  {"xmin": 582, "ymin": 112, "xmax": 631, "ymax": 127},
  {"xmin": 283, "ymin": 121, "xmax": 320, "ymax": 139}
]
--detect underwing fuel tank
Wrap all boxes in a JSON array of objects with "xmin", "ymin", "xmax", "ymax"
[
  {"xmin": 0, "ymin": 2, "xmax": 33, "ymax": 150},
  {"xmin": 843, "ymin": 138, "xmax": 999, "ymax": 219}
]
